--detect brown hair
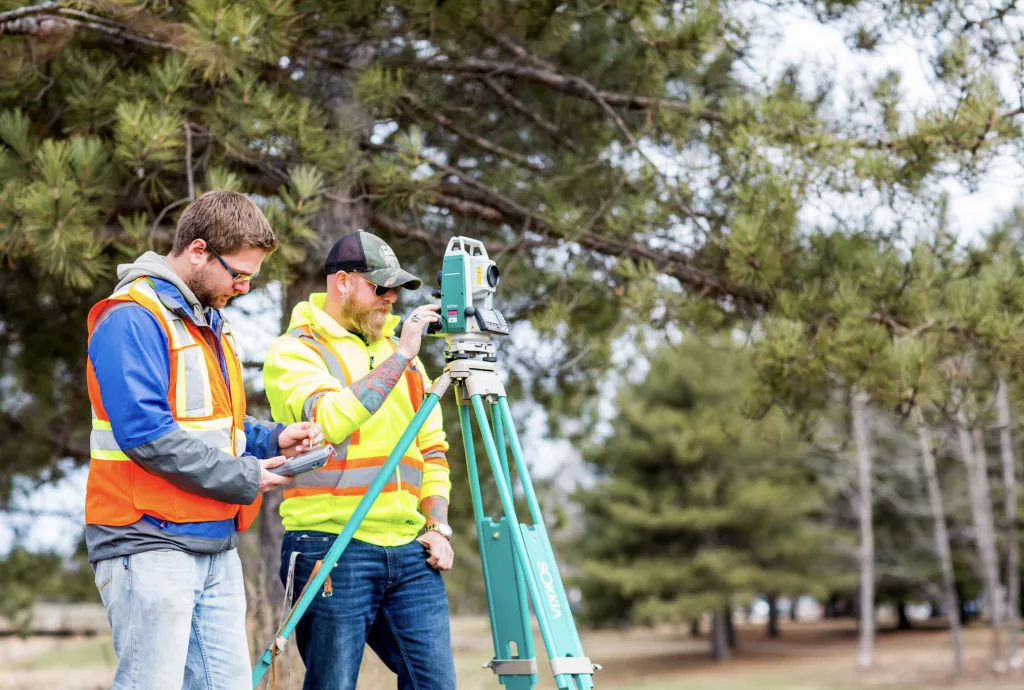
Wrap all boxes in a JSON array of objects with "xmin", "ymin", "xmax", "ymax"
[{"xmin": 171, "ymin": 190, "xmax": 277, "ymax": 256}]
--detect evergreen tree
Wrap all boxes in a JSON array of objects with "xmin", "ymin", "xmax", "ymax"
[{"xmin": 572, "ymin": 337, "xmax": 842, "ymax": 659}]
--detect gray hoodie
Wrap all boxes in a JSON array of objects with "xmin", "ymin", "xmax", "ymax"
[{"xmin": 86, "ymin": 253, "xmax": 277, "ymax": 563}]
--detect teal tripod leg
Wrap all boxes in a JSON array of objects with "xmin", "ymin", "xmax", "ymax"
[
  {"xmin": 498, "ymin": 398, "xmax": 594, "ymax": 690},
  {"xmin": 491, "ymin": 403, "xmax": 537, "ymax": 667},
  {"xmin": 472, "ymin": 403, "xmax": 537, "ymax": 688},
  {"xmin": 471, "ymin": 394, "xmax": 585, "ymax": 690},
  {"xmin": 251, "ymin": 390, "xmax": 445, "ymax": 688},
  {"xmin": 458, "ymin": 404, "xmax": 501, "ymax": 656}
]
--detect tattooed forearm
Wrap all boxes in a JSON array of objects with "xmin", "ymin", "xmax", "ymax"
[
  {"xmin": 419, "ymin": 496, "xmax": 449, "ymax": 525},
  {"xmin": 351, "ymin": 352, "xmax": 410, "ymax": 413}
]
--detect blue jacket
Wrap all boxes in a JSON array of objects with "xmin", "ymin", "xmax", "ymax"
[{"xmin": 85, "ymin": 252, "xmax": 282, "ymax": 562}]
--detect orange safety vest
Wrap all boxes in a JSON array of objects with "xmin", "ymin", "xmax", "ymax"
[{"xmin": 85, "ymin": 277, "xmax": 261, "ymax": 531}]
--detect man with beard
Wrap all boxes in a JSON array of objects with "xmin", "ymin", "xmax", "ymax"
[
  {"xmin": 262, "ymin": 231, "xmax": 455, "ymax": 690},
  {"xmin": 85, "ymin": 190, "xmax": 324, "ymax": 689}
]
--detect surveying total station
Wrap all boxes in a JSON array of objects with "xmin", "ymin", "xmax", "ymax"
[{"xmin": 252, "ymin": 237, "xmax": 599, "ymax": 690}]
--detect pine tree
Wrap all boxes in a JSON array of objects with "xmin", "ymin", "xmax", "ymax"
[{"xmin": 572, "ymin": 337, "xmax": 842, "ymax": 660}]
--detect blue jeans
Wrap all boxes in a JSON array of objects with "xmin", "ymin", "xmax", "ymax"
[
  {"xmin": 280, "ymin": 532, "xmax": 456, "ymax": 690},
  {"xmin": 93, "ymin": 548, "xmax": 251, "ymax": 690}
]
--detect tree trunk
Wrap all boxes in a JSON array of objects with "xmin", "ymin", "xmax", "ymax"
[
  {"xmin": 790, "ymin": 596, "xmax": 799, "ymax": 622},
  {"xmin": 896, "ymin": 601, "xmax": 913, "ymax": 631},
  {"xmin": 690, "ymin": 617, "xmax": 702, "ymax": 638},
  {"xmin": 956, "ymin": 410, "xmax": 1004, "ymax": 671},
  {"xmin": 974, "ymin": 424, "xmax": 1007, "ymax": 673},
  {"xmin": 711, "ymin": 610, "xmax": 730, "ymax": 662},
  {"xmin": 915, "ymin": 418, "xmax": 964, "ymax": 675},
  {"xmin": 766, "ymin": 594, "xmax": 780, "ymax": 638},
  {"xmin": 724, "ymin": 605, "xmax": 736, "ymax": 650},
  {"xmin": 254, "ymin": 44, "xmax": 377, "ymax": 684},
  {"xmin": 997, "ymin": 378, "xmax": 1021, "ymax": 670},
  {"xmin": 851, "ymin": 388, "xmax": 875, "ymax": 670}
]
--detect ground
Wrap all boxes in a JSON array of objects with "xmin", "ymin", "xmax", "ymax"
[{"xmin": 0, "ymin": 616, "xmax": 1021, "ymax": 690}]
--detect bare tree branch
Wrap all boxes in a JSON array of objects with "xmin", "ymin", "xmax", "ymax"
[
  {"xmin": 1, "ymin": 10, "xmax": 176, "ymax": 50},
  {"xmin": 399, "ymin": 96, "xmax": 544, "ymax": 172},
  {"xmin": 479, "ymin": 76, "xmax": 582, "ymax": 153},
  {"xmin": 415, "ymin": 57, "xmax": 724, "ymax": 122}
]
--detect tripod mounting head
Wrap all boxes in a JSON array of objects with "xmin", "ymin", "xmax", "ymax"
[
  {"xmin": 427, "ymin": 237, "xmax": 509, "ymax": 338},
  {"xmin": 443, "ymin": 332, "xmax": 498, "ymax": 364}
]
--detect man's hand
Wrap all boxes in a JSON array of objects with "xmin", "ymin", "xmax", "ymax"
[
  {"xmin": 278, "ymin": 421, "xmax": 325, "ymax": 458},
  {"xmin": 416, "ymin": 530, "xmax": 454, "ymax": 571},
  {"xmin": 258, "ymin": 457, "xmax": 294, "ymax": 493},
  {"xmin": 397, "ymin": 304, "xmax": 441, "ymax": 360}
]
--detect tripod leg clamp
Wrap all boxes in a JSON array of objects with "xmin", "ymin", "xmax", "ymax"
[
  {"xmin": 549, "ymin": 657, "xmax": 600, "ymax": 676},
  {"xmin": 484, "ymin": 658, "xmax": 538, "ymax": 675}
]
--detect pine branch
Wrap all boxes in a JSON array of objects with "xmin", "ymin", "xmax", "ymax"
[
  {"xmin": 432, "ymin": 194, "xmax": 505, "ymax": 223},
  {"xmin": 0, "ymin": 8, "xmax": 176, "ymax": 50},
  {"xmin": 415, "ymin": 56, "xmax": 724, "ymax": 122},
  {"xmin": 479, "ymin": 76, "xmax": 582, "ymax": 153},
  {"xmin": 368, "ymin": 210, "xmax": 555, "ymax": 255},
  {"xmin": 399, "ymin": 96, "xmax": 544, "ymax": 172},
  {"xmin": 0, "ymin": 2, "xmax": 57, "ymax": 22}
]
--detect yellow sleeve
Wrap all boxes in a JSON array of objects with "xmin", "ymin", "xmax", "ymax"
[
  {"xmin": 415, "ymin": 357, "xmax": 451, "ymax": 501},
  {"xmin": 262, "ymin": 335, "xmax": 372, "ymax": 444}
]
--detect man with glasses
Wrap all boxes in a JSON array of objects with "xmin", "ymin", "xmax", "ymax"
[
  {"xmin": 85, "ymin": 190, "xmax": 324, "ymax": 689},
  {"xmin": 262, "ymin": 231, "xmax": 456, "ymax": 690}
]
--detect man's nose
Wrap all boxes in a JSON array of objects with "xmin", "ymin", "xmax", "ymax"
[
  {"xmin": 382, "ymin": 289, "xmax": 398, "ymax": 303},
  {"xmin": 236, "ymin": 281, "xmax": 252, "ymax": 295}
]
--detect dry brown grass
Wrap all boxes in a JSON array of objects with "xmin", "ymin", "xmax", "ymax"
[{"xmin": 3, "ymin": 616, "xmax": 1024, "ymax": 690}]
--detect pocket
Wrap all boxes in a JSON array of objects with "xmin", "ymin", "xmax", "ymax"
[
  {"xmin": 294, "ymin": 533, "xmax": 331, "ymax": 559},
  {"xmin": 93, "ymin": 559, "xmax": 113, "ymax": 605}
]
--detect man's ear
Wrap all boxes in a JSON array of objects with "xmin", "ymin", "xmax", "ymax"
[
  {"xmin": 186, "ymin": 239, "xmax": 207, "ymax": 266},
  {"xmin": 329, "ymin": 271, "xmax": 347, "ymax": 294}
]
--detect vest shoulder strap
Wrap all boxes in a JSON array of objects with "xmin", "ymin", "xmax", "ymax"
[{"xmin": 285, "ymin": 326, "xmax": 353, "ymax": 386}]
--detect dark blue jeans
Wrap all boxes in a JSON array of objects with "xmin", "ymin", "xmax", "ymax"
[{"xmin": 280, "ymin": 532, "xmax": 456, "ymax": 690}]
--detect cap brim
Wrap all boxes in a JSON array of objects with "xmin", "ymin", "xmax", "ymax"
[{"xmin": 364, "ymin": 268, "xmax": 422, "ymax": 291}]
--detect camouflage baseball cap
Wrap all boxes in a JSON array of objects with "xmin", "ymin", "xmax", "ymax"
[{"xmin": 323, "ymin": 231, "xmax": 422, "ymax": 290}]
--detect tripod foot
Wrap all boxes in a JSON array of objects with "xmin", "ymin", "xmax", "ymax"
[
  {"xmin": 484, "ymin": 658, "xmax": 538, "ymax": 675},
  {"xmin": 549, "ymin": 657, "xmax": 599, "ymax": 676}
]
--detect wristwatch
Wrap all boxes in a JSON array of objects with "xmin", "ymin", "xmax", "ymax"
[{"xmin": 423, "ymin": 522, "xmax": 453, "ymax": 541}]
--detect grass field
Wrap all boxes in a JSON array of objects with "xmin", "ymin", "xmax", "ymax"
[{"xmin": 2, "ymin": 616, "xmax": 1023, "ymax": 690}]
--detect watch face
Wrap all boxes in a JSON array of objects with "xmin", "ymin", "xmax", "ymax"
[{"xmin": 431, "ymin": 522, "xmax": 453, "ymax": 539}]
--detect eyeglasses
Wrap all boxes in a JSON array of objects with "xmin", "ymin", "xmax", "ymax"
[{"xmin": 206, "ymin": 243, "xmax": 259, "ymax": 282}]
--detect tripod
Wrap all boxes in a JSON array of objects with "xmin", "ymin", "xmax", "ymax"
[{"xmin": 252, "ymin": 332, "xmax": 598, "ymax": 690}]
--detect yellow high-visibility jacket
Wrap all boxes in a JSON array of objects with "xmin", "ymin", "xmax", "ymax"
[{"xmin": 262, "ymin": 293, "xmax": 450, "ymax": 546}]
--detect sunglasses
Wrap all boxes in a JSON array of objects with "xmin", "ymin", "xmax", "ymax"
[
  {"xmin": 356, "ymin": 273, "xmax": 394, "ymax": 297},
  {"xmin": 207, "ymin": 243, "xmax": 259, "ymax": 282}
]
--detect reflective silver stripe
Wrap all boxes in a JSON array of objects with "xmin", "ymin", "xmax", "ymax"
[
  {"xmin": 169, "ymin": 318, "xmax": 195, "ymax": 348},
  {"xmin": 131, "ymin": 280, "xmax": 161, "ymax": 304},
  {"xmin": 292, "ymin": 459, "xmax": 421, "ymax": 492},
  {"xmin": 90, "ymin": 428, "xmax": 120, "ymax": 450},
  {"xmin": 302, "ymin": 391, "xmax": 330, "ymax": 423},
  {"xmin": 235, "ymin": 433, "xmax": 246, "ymax": 456},
  {"xmin": 91, "ymin": 302, "xmax": 138, "ymax": 334},
  {"xmin": 181, "ymin": 346, "xmax": 208, "ymax": 414},
  {"xmin": 421, "ymin": 449, "xmax": 446, "ymax": 461},
  {"xmin": 294, "ymin": 469, "xmax": 346, "ymax": 489},
  {"xmin": 400, "ymin": 465, "xmax": 423, "ymax": 489},
  {"xmin": 337, "ymin": 466, "xmax": 390, "ymax": 489},
  {"xmin": 286, "ymin": 329, "xmax": 350, "ymax": 385},
  {"xmin": 180, "ymin": 427, "xmax": 232, "ymax": 449}
]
